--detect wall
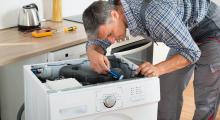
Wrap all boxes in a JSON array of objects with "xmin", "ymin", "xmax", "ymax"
[
  {"xmin": 0, "ymin": 0, "xmax": 95, "ymax": 29},
  {"xmin": 0, "ymin": 0, "xmax": 44, "ymax": 29},
  {"xmin": 43, "ymin": 0, "xmax": 95, "ymax": 20},
  {"xmin": 212, "ymin": 0, "xmax": 220, "ymax": 5},
  {"xmin": 0, "ymin": 0, "xmax": 219, "ymax": 29}
]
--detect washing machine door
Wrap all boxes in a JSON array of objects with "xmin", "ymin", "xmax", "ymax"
[
  {"xmin": 111, "ymin": 39, "xmax": 153, "ymax": 64},
  {"xmin": 94, "ymin": 113, "xmax": 132, "ymax": 120}
]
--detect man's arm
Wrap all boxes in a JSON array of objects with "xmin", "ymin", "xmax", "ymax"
[
  {"xmin": 156, "ymin": 54, "xmax": 191, "ymax": 75},
  {"xmin": 86, "ymin": 40, "xmax": 111, "ymax": 74},
  {"xmin": 137, "ymin": 54, "xmax": 191, "ymax": 77},
  {"xmin": 137, "ymin": 3, "xmax": 201, "ymax": 77},
  {"xmin": 87, "ymin": 44, "xmax": 105, "ymax": 54}
]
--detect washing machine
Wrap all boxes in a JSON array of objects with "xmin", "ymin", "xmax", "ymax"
[{"xmin": 24, "ymin": 55, "xmax": 160, "ymax": 120}]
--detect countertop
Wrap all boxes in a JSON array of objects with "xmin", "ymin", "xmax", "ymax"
[{"xmin": 0, "ymin": 20, "xmax": 87, "ymax": 66}]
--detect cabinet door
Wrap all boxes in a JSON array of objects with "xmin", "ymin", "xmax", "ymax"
[{"xmin": 0, "ymin": 53, "xmax": 48, "ymax": 120}]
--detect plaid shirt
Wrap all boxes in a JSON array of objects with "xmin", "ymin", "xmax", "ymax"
[{"xmin": 86, "ymin": 0, "xmax": 210, "ymax": 63}]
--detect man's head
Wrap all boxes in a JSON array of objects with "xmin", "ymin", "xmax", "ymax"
[{"xmin": 83, "ymin": 0, "xmax": 127, "ymax": 44}]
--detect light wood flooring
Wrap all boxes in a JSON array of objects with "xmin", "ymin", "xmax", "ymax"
[{"xmin": 180, "ymin": 79, "xmax": 220, "ymax": 120}]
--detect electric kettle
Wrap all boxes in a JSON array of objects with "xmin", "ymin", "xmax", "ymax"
[{"xmin": 18, "ymin": 3, "xmax": 41, "ymax": 31}]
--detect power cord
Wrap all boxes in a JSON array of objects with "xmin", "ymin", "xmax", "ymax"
[{"xmin": 17, "ymin": 103, "xmax": 24, "ymax": 120}]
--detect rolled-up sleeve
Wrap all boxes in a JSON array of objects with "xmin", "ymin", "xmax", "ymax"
[
  {"xmin": 86, "ymin": 39, "xmax": 112, "ymax": 51},
  {"xmin": 145, "ymin": 4, "xmax": 201, "ymax": 63}
]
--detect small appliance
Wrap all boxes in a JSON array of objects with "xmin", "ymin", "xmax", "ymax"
[{"xmin": 18, "ymin": 3, "xmax": 41, "ymax": 31}]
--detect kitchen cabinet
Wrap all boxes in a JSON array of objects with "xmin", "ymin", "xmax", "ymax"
[{"xmin": 0, "ymin": 53, "xmax": 48, "ymax": 120}]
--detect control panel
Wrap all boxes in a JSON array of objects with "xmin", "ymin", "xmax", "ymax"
[
  {"xmin": 129, "ymin": 85, "xmax": 145, "ymax": 101},
  {"xmin": 95, "ymin": 80, "xmax": 151, "ymax": 112}
]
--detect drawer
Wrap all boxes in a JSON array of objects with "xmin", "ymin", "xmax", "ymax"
[{"xmin": 48, "ymin": 43, "xmax": 86, "ymax": 62}]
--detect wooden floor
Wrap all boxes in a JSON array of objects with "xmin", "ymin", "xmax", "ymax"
[{"xmin": 180, "ymin": 79, "xmax": 220, "ymax": 120}]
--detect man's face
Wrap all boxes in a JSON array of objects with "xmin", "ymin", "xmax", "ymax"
[{"xmin": 97, "ymin": 10, "xmax": 126, "ymax": 44}]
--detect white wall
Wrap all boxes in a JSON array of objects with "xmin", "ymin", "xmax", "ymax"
[
  {"xmin": 153, "ymin": 43, "xmax": 170, "ymax": 64},
  {"xmin": 0, "ymin": 0, "xmax": 219, "ymax": 29},
  {"xmin": 212, "ymin": 0, "xmax": 220, "ymax": 5},
  {"xmin": 43, "ymin": 0, "xmax": 95, "ymax": 20},
  {"xmin": 0, "ymin": 0, "xmax": 95, "ymax": 29},
  {"xmin": 0, "ymin": 0, "xmax": 44, "ymax": 29}
]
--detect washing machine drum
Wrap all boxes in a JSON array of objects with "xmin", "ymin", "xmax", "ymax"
[
  {"xmin": 59, "ymin": 65, "xmax": 123, "ymax": 85},
  {"xmin": 59, "ymin": 56, "xmax": 135, "ymax": 85}
]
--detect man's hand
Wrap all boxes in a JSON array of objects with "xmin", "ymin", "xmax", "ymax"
[
  {"xmin": 136, "ymin": 61, "xmax": 160, "ymax": 77},
  {"xmin": 136, "ymin": 54, "xmax": 191, "ymax": 77},
  {"xmin": 87, "ymin": 45, "xmax": 110, "ymax": 74}
]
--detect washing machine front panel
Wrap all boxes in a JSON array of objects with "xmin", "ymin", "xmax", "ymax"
[
  {"xmin": 94, "ymin": 113, "xmax": 132, "ymax": 120},
  {"xmin": 48, "ymin": 78, "xmax": 160, "ymax": 120}
]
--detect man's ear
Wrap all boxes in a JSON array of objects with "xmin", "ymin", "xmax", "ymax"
[{"xmin": 110, "ymin": 10, "xmax": 119, "ymax": 20}]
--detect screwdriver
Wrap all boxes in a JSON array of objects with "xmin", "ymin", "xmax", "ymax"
[
  {"xmin": 108, "ymin": 69, "xmax": 124, "ymax": 80},
  {"xmin": 64, "ymin": 26, "xmax": 77, "ymax": 32}
]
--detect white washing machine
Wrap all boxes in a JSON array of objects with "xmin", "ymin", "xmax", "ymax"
[{"xmin": 24, "ymin": 55, "xmax": 160, "ymax": 120}]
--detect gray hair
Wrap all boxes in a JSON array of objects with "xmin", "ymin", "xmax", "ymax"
[{"xmin": 82, "ymin": 1, "xmax": 116, "ymax": 39}]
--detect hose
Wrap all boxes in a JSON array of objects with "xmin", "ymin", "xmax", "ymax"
[{"xmin": 17, "ymin": 103, "xmax": 24, "ymax": 120}]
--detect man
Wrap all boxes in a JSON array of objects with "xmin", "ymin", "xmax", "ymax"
[{"xmin": 82, "ymin": 0, "xmax": 220, "ymax": 119}]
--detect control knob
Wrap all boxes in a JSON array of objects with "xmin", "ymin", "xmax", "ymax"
[{"xmin": 103, "ymin": 95, "xmax": 116, "ymax": 108}]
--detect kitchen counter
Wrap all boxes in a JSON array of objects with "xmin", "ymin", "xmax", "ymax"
[{"xmin": 0, "ymin": 20, "xmax": 87, "ymax": 66}]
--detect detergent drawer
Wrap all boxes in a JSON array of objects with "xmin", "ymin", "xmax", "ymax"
[{"xmin": 24, "ymin": 55, "xmax": 160, "ymax": 120}]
